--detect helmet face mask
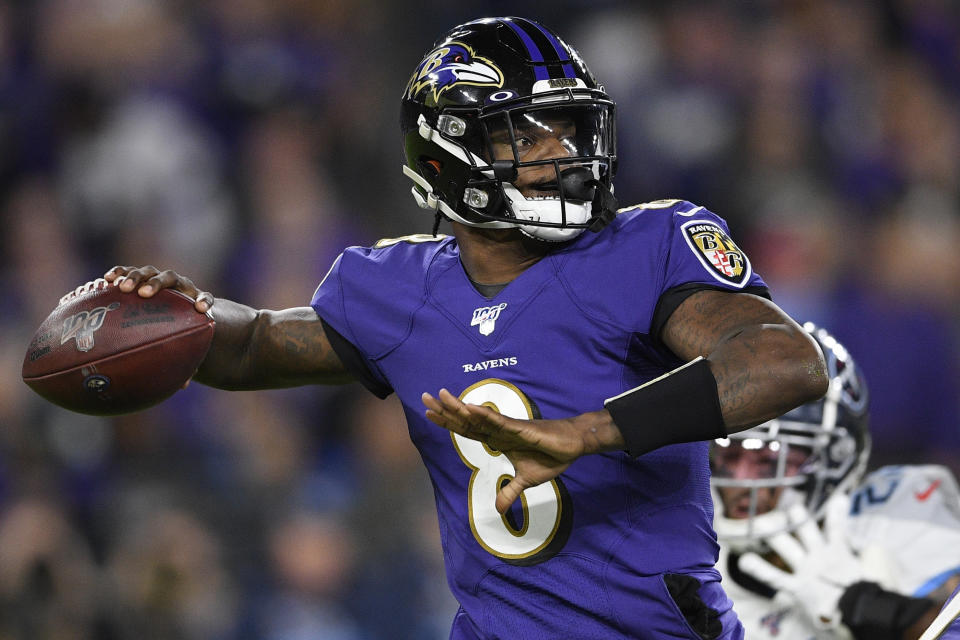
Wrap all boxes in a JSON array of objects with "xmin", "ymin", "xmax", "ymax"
[
  {"xmin": 401, "ymin": 18, "xmax": 618, "ymax": 242},
  {"xmin": 710, "ymin": 324, "xmax": 871, "ymax": 550}
]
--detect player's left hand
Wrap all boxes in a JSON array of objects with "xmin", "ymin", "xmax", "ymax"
[
  {"xmin": 422, "ymin": 389, "xmax": 589, "ymax": 514},
  {"xmin": 738, "ymin": 494, "xmax": 864, "ymax": 633}
]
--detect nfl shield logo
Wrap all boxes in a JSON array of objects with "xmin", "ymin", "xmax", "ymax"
[
  {"xmin": 470, "ymin": 303, "xmax": 508, "ymax": 336},
  {"xmin": 61, "ymin": 303, "xmax": 120, "ymax": 352}
]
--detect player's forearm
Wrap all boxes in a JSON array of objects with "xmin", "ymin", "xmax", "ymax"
[
  {"xmin": 191, "ymin": 298, "xmax": 258, "ymax": 388},
  {"xmin": 194, "ymin": 301, "xmax": 352, "ymax": 390},
  {"xmin": 707, "ymin": 322, "xmax": 827, "ymax": 433},
  {"xmin": 661, "ymin": 291, "xmax": 828, "ymax": 435},
  {"xmin": 603, "ymin": 306, "xmax": 826, "ymax": 457}
]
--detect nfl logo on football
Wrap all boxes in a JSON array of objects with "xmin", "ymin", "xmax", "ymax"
[
  {"xmin": 470, "ymin": 303, "xmax": 508, "ymax": 336},
  {"xmin": 61, "ymin": 303, "xmax": 120, "ymax": 352}
]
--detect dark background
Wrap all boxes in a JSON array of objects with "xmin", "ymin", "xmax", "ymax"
[{"xmin": 1, "ymin": 1, "xmax": 958, "ymax": 638}]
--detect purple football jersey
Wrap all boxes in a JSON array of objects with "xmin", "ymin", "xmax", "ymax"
[{"xmin": 312, "ymin": 201, "xmax": 762, "ymax": 639}]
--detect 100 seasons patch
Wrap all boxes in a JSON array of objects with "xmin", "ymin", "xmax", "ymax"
[{"xmin": 681, "ymin": 220, "xmax": 752, "ymax": 287}]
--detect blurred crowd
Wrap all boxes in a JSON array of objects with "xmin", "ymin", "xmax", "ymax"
[{"xmin": 0, "ymin": 1, "xmax": 958, "ymax": 638}]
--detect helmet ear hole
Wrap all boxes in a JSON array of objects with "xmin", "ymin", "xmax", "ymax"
[{"xmin": 419, "ymin": 158, "xmax": 442, "ymax": 178}]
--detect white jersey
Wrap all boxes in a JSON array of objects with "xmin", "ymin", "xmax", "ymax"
[{"xmin": 720, "ymin": 465, "xmax": 960, "ymax": 639}]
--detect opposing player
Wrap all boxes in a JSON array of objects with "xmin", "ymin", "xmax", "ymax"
[
  {"xmin": 711, "ymin": 324, "xmax": 960, "ymax": 639},
  {"xmin": 103, "ymin": 17, "xmax": 828, "ymax": 639}
]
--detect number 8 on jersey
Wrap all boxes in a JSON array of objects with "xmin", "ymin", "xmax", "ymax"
[{"xmin": 450, "ymin": 379, "xmax": 572, "ymax": 564}]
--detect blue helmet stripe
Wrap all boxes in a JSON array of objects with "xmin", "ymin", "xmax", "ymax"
[
  {"xmin": 504, "ymin": 19, "xmax": 550, "ymax": 81},
  {"xmin": 524, "ymin": 20, "xmax": 576, "ymax": 79}
]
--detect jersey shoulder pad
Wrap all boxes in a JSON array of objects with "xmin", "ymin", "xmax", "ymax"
[
  {"xmin": 613, "ymin": 199, "xmax": 739, "ymax": 251},
  {"xmin": 612, "ymin": 199, "xmax": 704, "ymax": 227},
  {"xmin": 620, "ymin": 198, "xmax": 763, "ymax": 290},
  {"xmin": 558, "ymin": 199, "xmax": 763, "ymax": 331},
  {"xmin": 312, "ymin": 235, "xmax": 452, "ymax": 358},
  {"xmin": 554, "ymin": 202, "xmax": 681, "ymax": 331}
]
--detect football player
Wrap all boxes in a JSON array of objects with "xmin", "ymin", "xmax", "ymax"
[
  {"xmin": 104, "ymin": 17, "xmax": 828, "ymax": 639},
  {"xmin": 711, "ymin": 324, "xmax": 960, "ymax": 639}
]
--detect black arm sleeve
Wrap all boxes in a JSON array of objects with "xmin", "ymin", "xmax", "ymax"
[
  {"xmin": 320, "ymin": 317, "xmax": 393, "ymax": 399},
  {"xmin": 651, "ymin": 283, "xmax": 771, "ymax": 339}
]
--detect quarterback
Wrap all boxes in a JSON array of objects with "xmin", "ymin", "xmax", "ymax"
[
  {"xmin": 105, "ymin": 17, "xmax": 827, "ymax": 639},
  {"xmin": 711, "ymin": 325, "xmax": 960, "ymax": 639}
]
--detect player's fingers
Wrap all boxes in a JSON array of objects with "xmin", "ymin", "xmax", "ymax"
[
  {"xmin": 423, "ymin": 393, "xmax": 457, "ymax": 427},
  {"xmin": 141, "ymin": 269, "xmax": 197, "ymax": 298},
  {"xmin": 738, "ymin": 551, "xmax": 794, "ymax": 592},
  {"xmin": 423, "ymin": 406, "xmax": 455, "ymax": 430},
  {"xmin": 764, "ymin": 531, "xmax": 807, "ymax": 569},
  {"xmin": 823, "ymin": 493, "xmax": 851, "ymax": 546},
  {"xmin": 425, "ymin": 410, "xmax": 488, "ymax": 445},
  {"xmin": 438, "ymin": 388, "xmax": 481, "ymax": 426},
  {"xmin": 194, "ymin": 291, "xmax": 214, "ymax": 313},
  {"xmin": 429, "ymin": 390, "xmax": 510, "ymax": 445},
  {"xmin": 437, "ymin": 388, "xmax": 466, "ymax": 410},
  {"xmin": 424, "ymin": 408, "xmax": 451, "ymax": 429},
  {"xmin": 789, "ymin": 504, "xmax": 825, "ymax": 552},
  {"xmin": 793, "ymin": 518, "xmax": 824, "ymax": 555},
  {"xmin": 140, "ymin": 269, "xmax": 174, "ymax": 297},
  {"xmin": 104, "ymin": 265, "xmax": 130, "ymax": 281},
  {"xmin": 463, "ymin": 404, "xmax": 542, "ymax": 452},
  {"xmin": 423, "ymin": 394, "xmax": 472, "ymax": 436},
  {"xmin": 422, "ymin": 391, "xmax": 444, "ymax": 414},
  {"xmin": 495, "ymin": 477, "xmax": 529, "ymax": 514},
  {"xmin": 464, "ymin": 402, "xmax": 507, "ymax": 429},
  {"xmin": 114, "ymin": 265, "xmax": 159, "ymax": 293},
  {"xmin": 157, "ymin": 271, "xmax": 211, "ymax": 312}
]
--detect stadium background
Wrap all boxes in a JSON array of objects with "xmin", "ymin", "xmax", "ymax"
[{"xmin": 0, "ymin": 1, "xmax": 958, "ymax": 637}]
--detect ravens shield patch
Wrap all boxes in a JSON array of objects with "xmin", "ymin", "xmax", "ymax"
[{"xmin": 681, "ymin": 220, "xmax": 752, "ymax": 287}]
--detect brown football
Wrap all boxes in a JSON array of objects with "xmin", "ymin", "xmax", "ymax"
[{"xmin": 22, "ymin": 279, "xmax": 215, "ymax": 416}]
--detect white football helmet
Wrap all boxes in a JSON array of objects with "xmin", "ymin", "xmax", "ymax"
[{"xmin": 710, "ymin": 323, "xmax": 871, "ymax": 550}]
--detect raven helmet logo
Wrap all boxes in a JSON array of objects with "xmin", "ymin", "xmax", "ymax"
[
  {"xmin": 405, "ymin": 42, "xmax": 504, "ymax": 105},
  {"xmin": 681, "ymin": 220, "xmax": 752, "ymax": 287}
]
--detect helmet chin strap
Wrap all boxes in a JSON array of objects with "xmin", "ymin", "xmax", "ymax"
[
  {"xmin": 402, "ymin": 164, "xmax": 513, "ymax": 229},
  {"xmin": 587, "ymin": 178, "xmax": 618, "ymax": 232}
]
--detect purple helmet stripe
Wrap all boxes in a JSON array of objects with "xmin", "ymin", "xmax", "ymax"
[
  {"xmin": 503, "ymin": 19, "xmax": 550, "ymax": 81},
  {"xmin": 523, "ymin": 19, "xmax": 577, "ymax": 79}
]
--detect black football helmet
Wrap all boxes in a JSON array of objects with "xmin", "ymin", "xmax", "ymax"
[
  {"xmin": 401, "ymin": 17, "xmax": 618, "ymax": 242},
  {"xmin": 710, "ymin": 323, "xmax": 871, "ymax": 548}
]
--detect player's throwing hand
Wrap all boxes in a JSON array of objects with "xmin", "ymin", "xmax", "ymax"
[{"xmin": 104, "ymin": 265, "xmax": 215, "ymax": 313}]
